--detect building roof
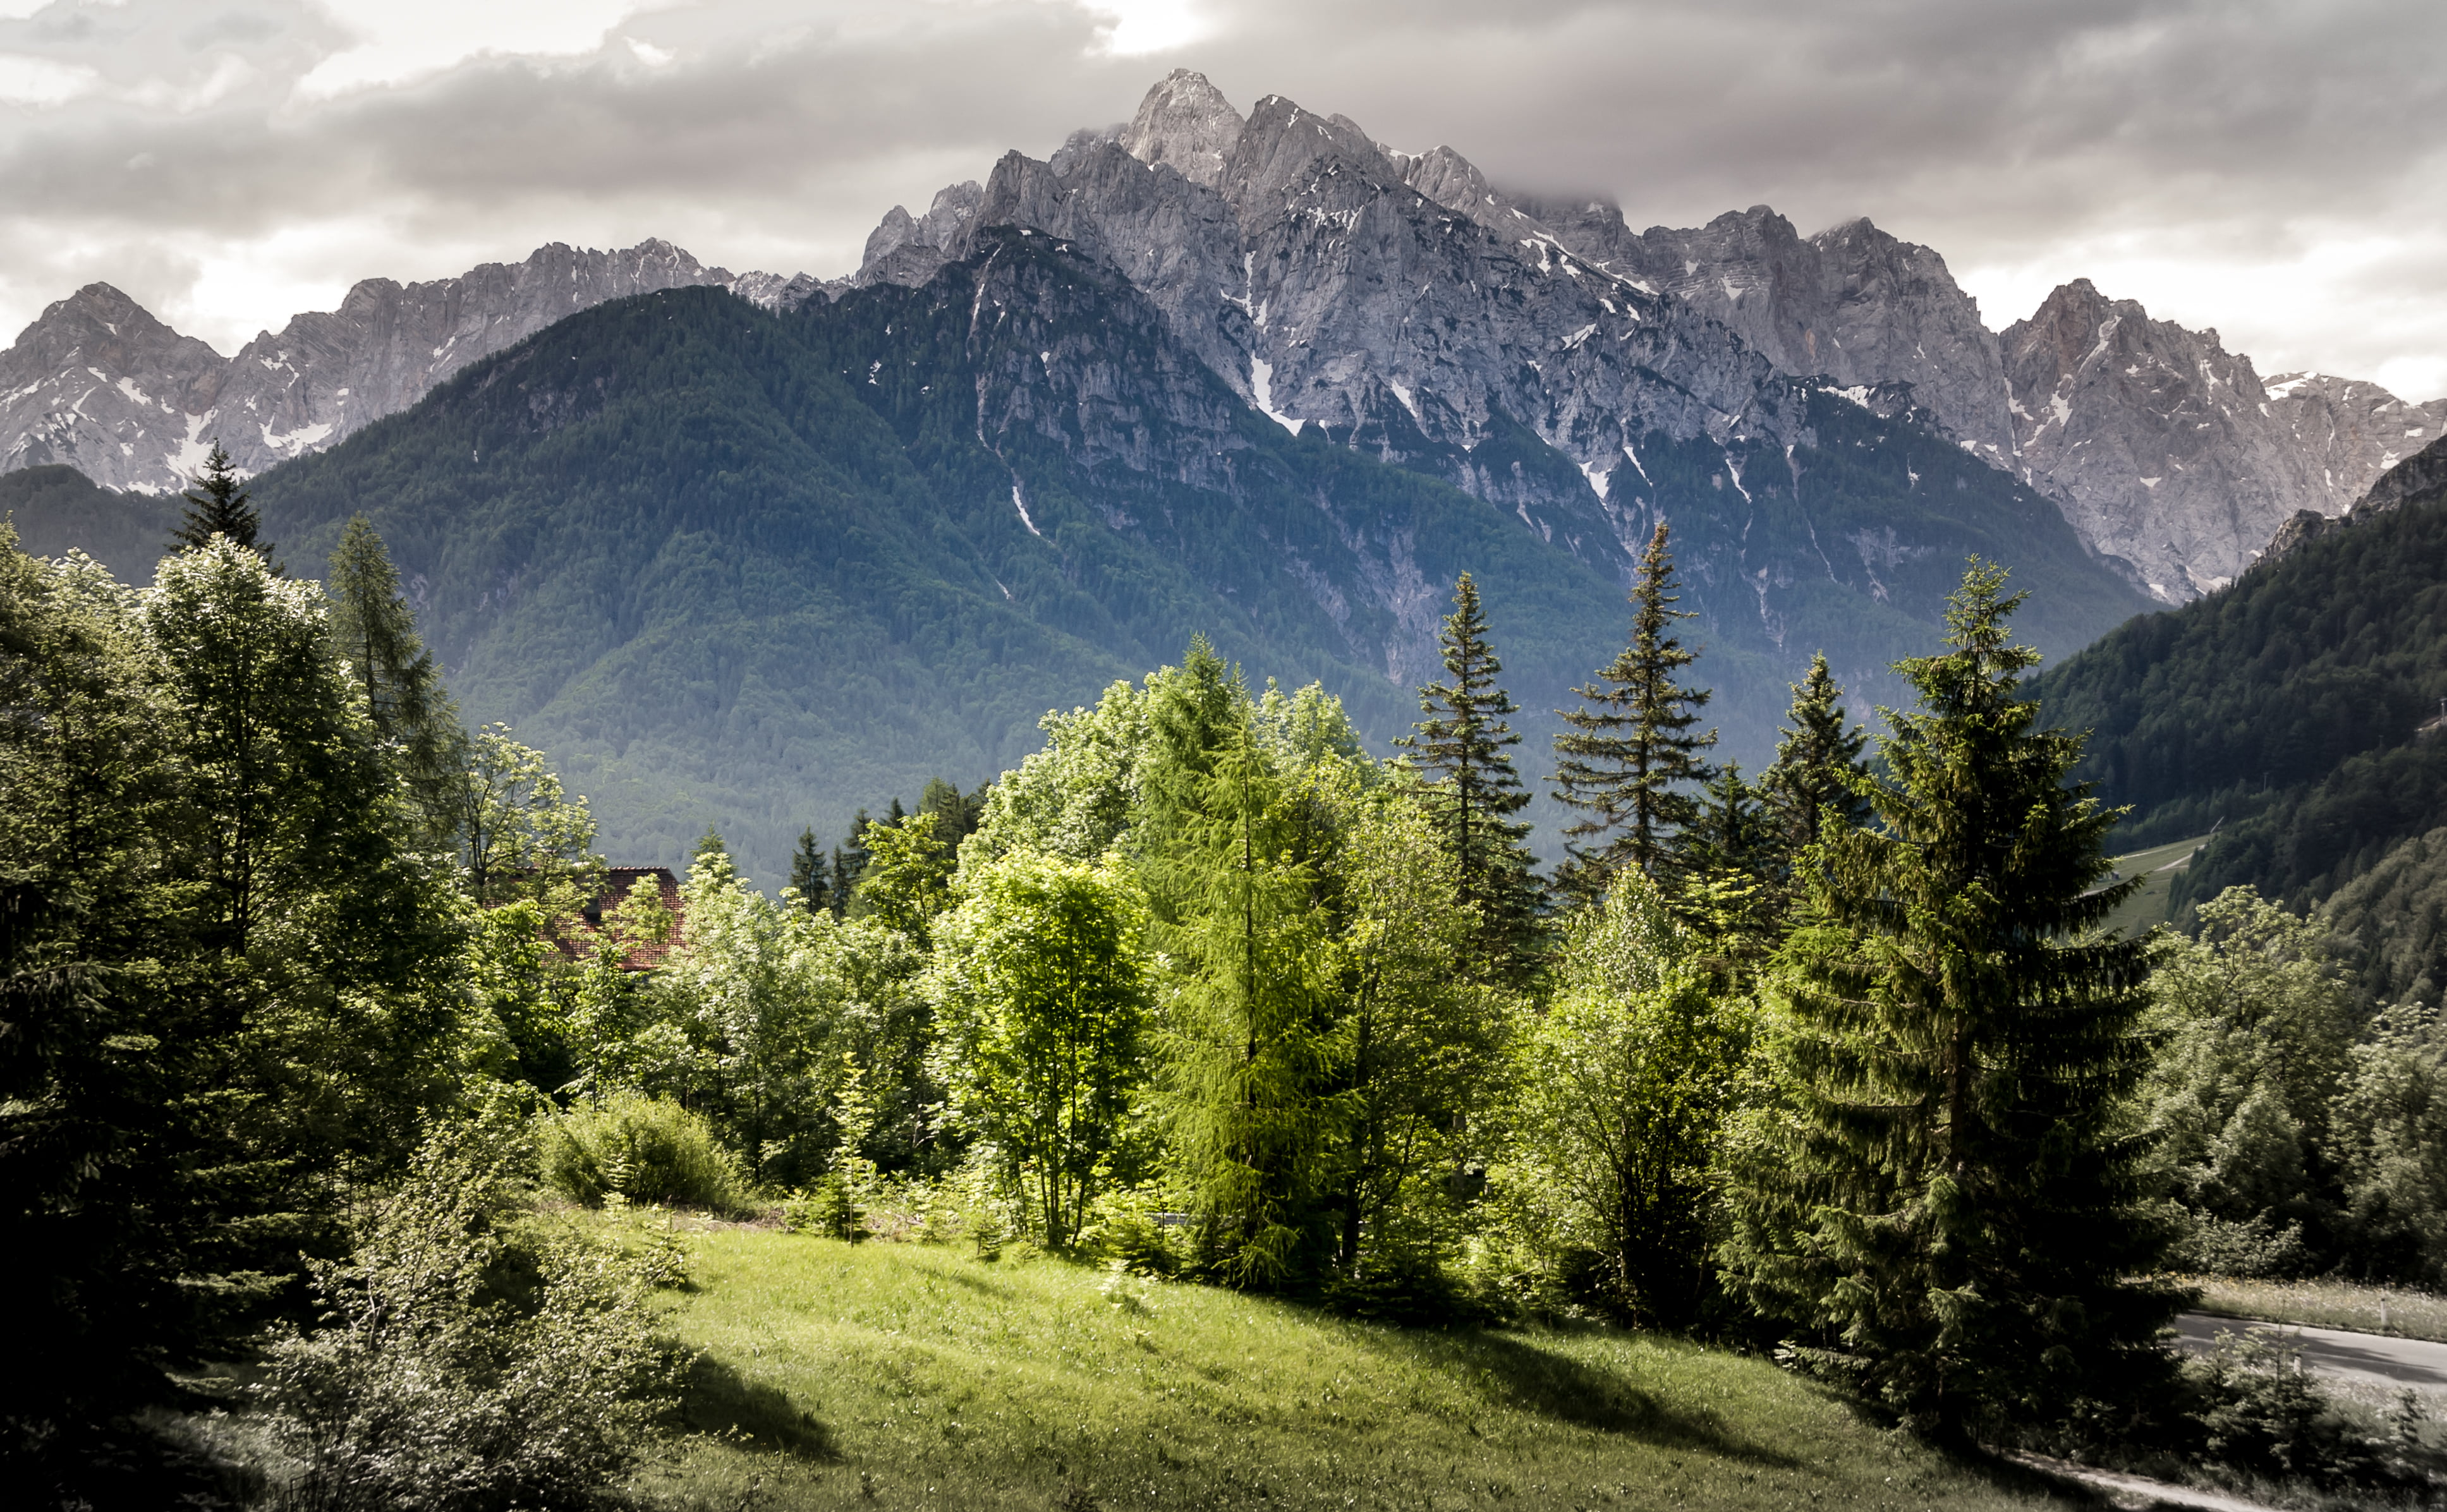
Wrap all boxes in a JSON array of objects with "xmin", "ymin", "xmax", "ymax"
[{"xmin": 552, "ymin": 864, "xmax": 688, "ymax": 971}]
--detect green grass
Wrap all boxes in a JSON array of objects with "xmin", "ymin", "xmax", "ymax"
[
  {"xmin": 616, "ymin": 1225, "xmax": 2084, "ymax": 1511},
  {"xmin": 2186, "ymin": 1274, "xmax": 2447, "ymax": 1342},
  {"xmin": 2097, "ymin": 835, "xmax": 2213, "ymax": 938}
]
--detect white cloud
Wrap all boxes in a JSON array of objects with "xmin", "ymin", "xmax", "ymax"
[
  {"xmin": 1078, "ymin": 0, "xmax": 1212, "ymax": 57},
  {"xmin": 296, "ymin": 0, "xmax": 653, "ymax": 98},
  {"xmin": 0, "ymin": 51, "xmax": 95, "ymax": 105}
]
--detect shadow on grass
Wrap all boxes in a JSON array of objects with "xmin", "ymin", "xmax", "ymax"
[
  {"xmin": 1397, "ymin": 1328, "xmax": 1804, "ymax": 1468},
  {"xmin": 679, "ymin": 1353, "xmax": 840, "ymax": 1461}
]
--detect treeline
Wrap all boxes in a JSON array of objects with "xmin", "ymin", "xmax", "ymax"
[{"xmin": 12, "ymin": 468, "xmax": 2446, "ymax": 1503}]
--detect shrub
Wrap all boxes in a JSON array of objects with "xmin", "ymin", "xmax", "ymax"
[
  {"xmin": 245, "ymin": 1123, "xmax": 681, "ymax": 1512},
  {"xmin": 541, "ymin": 1093, "xmax": 749, "ymax": 1213}
]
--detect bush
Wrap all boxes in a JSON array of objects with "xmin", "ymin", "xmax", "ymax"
[
  {"xmin": 541, "ymin": 1093, "xmax": 749, "ymax": 1213},
  {"xmin": 245, "ymin": 1123, "xmax": 681, "ymax": 1512}
]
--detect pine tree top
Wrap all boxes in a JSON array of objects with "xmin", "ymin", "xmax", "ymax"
[{"xmin": 171, "ymin": 441, "xmax": 268, "ymax": 557}]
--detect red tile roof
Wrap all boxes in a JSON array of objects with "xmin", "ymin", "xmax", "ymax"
[{"xmin": 552, "ymin": 865, "xmax": 688, "ymax": 971}]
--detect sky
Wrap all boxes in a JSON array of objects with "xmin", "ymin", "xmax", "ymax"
[{"xmin": 1, "ymin": 0, "xmax": 2442, "ymax": 397}]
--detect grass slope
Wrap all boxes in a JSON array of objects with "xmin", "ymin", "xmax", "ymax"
[{"xmin": 628, "ymin": 1230, "xmax": 2077, "ymax": 1512}]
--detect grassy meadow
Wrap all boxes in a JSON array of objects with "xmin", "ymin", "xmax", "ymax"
[{"xmin": 611, "ymin": 1221, "xmax": 2086, "ymax": 1512}]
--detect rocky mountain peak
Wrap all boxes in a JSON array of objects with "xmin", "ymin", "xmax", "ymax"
[
  {"xmin": 1120, "ymin": 68, "xmax": 1244, "ymax": 188},
  {"xmin": 2002, "ymin": 278, "xmax": 2316, "ymax": 599}
]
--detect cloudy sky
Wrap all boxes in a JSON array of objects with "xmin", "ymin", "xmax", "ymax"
[{"xmin": 3, "ymin": 0, "xmax": 2442, "ymax": 395}]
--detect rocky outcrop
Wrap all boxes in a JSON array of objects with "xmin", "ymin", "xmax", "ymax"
[
  {"xmin": 2262, "ymin": 372, "xmax": 2447, "ymax": 513},
  {"xmin": 1518, "ymin": 202, "xmax": 2017, "ymax": 464},
  {"xmin": 2257, "ymin": 432, "xmax": 2447, "ymax": 568},
  {"xmin": 0, "ymin": 240, "xmax": 815, "ymax": 491},
  {"xmin": 0, "ymin": 284, "xmax": 232, "ymax": 489},
  {"xmin": 2000, "ymin": 279, "xmax": 2329, "ymax": 599}
]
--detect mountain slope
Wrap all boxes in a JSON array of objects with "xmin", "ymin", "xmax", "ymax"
[
  {"xmin": 2033, "ymin": 435, "xmax": 2447, "ymax": 988},
  {"xmin": 226, "ymin": 232, "xmax": 2146, "ymax": 883}
]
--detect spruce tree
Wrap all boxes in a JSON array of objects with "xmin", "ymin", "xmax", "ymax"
[
  {"xmin": 1397, "ymin": 572, "xmax": 1541, "ymax": 977},
  {"xmin": 1759, "ymin": 652, "xmax": 1871, "ymax": 864},
  {"xmin": 326, "ymin": 516, "xmax": 462, "ymax": 840},
  {"xmin": 836, "ymin": 810, "xmax": 875, "ymax": 916},
  {"xmin": 170, "ymin": 441, "xmax": 268, "ymax": 557},
  {"xmin": 789, "ymin": 826, "xmax": 832, "ymax": 917},
  {"xmin": 1551, "ymin": 520, "xmax": 1716, "ymax": 902},
  {"xmin": 1721, "ymin": 562, "xmax": 2175, "ymax": 1441}
]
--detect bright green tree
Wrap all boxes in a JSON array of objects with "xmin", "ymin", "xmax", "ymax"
[
  {"xmin": 1138, "ymin": 644, "xmax": 1348, "ymax": 1287},
  {"xmin": 1721, "ymin": 562, "xmax": 2173, "ymax": 1441},
  {"xmin": 660, "ymin": 849, "xmax": 848, "ymax": 1185},
  {"xmin": 1551, "ymin": 520, "xmax": 1715, "ymax": 902},
  {"xmin": 1327, "ymin": 775, "xmax": 1512, "ymax": 1285},
  {"xmin": 856, "ymin": 808, "xmax": 959, "ymax": 941},
  {"xmin": 930, "ymin": 850, "xmax": 1150, "ymax": 1248},
  {"xmin": 454, "ymin": 723, "xmax": 598, "ymax": 905},
  {"xmin": 1398, "ymin": 572, "xmax": 1542, "ymax": 979},
  {"xmin": 1503, "ymin": 874, "xmax": 1750, "ymax": 1326},
  {"xmin": 2137, "ymin": 886, "xmax": 2357, "ymax": 1274}
]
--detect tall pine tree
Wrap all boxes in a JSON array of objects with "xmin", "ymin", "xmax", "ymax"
[
  {"xmin": 788, "ymin": 825, "xmax": 832, "ymax": 917},
  {"xmin": 1758, "ymin": 651, "xmax": 1871, "ymax": 864},
  {"xmin": 1721, "ymin": 562, "xmax": 2175, "ymax": 1441},
  {"xmin": 1397, "ymin": 573, "xmax": 1541, "ymax": 977},
  {"xmin": 169, "ymin": 441, "xmax": 268, "ymax": 557},
  {"xmin": 326, "ymin": 515, "xmax": 463, "ymax": 842},
  {"xmin": 1551, "ymin": 520, "xmax": 1715, "ymax": 902}
]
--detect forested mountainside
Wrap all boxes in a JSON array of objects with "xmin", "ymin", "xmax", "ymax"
[
  {"xmin": 191, "ymin": 228, "xmax": 2145, "ymax": 882},
  {"xmin": 2036, "ymin": 433, "xmax": 2447, "ymax": 999},
  {"xmin": 0, "ymin": 463, "xmax": 178, "ymax": 579}
]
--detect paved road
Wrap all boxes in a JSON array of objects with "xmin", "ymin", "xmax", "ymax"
[{"xmin": 2175, "ymin": 1312, "xmax": 2447, "ymax": 1389}]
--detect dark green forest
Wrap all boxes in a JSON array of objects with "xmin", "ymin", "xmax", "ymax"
[{"xmin": 2034, "ymin": 434, "xmax": 2447, "ymax": 1000}]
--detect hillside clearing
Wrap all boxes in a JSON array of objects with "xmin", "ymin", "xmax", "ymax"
[{"xmin": 617, "ymin": 1225, "xmax": 2082, "ymax": 1511}]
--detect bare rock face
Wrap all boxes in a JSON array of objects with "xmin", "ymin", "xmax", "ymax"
[
  {"xmin": 1119, "ymin": 68, "xmax": 1244, "ymax": 188},
  {"xmin": 849, "ymin": 78, "xmax": 1811, "ymax": 585},
  {"xmin": 0, "ymin": 283, "xmax": 230, "ymax": 487},
  {"xmin": 1498, "ymin": 202, "xmax": 2017, "ymax": 465},
  {"xmin": 2262, "ymin": 372, "xmax": 2447, "ymax": 513},
  {"xmin": 2001, "ymin": 279, "xmax": 2328, "ymax": 599},
  {"xmin": 0, "ymin": 240, "xmax": 813, "ymax": 492}
]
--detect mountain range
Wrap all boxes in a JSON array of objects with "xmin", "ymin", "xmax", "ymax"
[
  {"xmin": 8, "ymin": 69, "xmax": 2431, "ymax": 880},
  {"xmin": 3, "ymin": 71, "xmax": 2430, "ymax": 612}
]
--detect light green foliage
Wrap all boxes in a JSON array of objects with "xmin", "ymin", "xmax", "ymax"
[
  {"xmin": 965, "ymin": 678, "xmax": 1150, "ymax": 865},
  {"xmin": 455, "ymin": 722, "xmax": 599, "ymax": 905},
  {"xmin": 1254, "ymin": 675, "xmax": 1373, "ymax": 777},
  {"xmin": 1498, "ymin": 875, "xmax": 1747, "ymax": 1326},
  {"xmin": 1327, "ymin": 773, "xmax": 1513, "ymax": 1294},
  {"xmin": 625, "ymin": 1231, "xmax": 2087, "ymax": 1512},
  {"xmin": 929, "ymin": 849, "xmax": 1150, "ymax": 1248},
  {"xmin": 1722, "ymin": 562, "xmax": 2171, "ymax": 1439},
  {"xmin": 1149, "ymin": 721, "xmax": 1348, "ymax": 1288},
  {"xmin": 659, "ymin": 849, "xmax": 852, "ymax": 1184},
  {"xmin": 855, "ymin": 807, "xmax": 959, "ymax": 940},
  {"xmin": 2331, "ymin": 1001, "xmax": 2447, "ymax": 1285},
  {"xmin": 250, "ymin": 1121, "xmax": 678, "ymax": 1511},
  {"xmin": 541, "ymin": 1091, "xmax": 749, "ymax": 1213},
  {"xmin": 2138, "ymin": 886, "xmax": 2357, "ymax": 1274}
]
